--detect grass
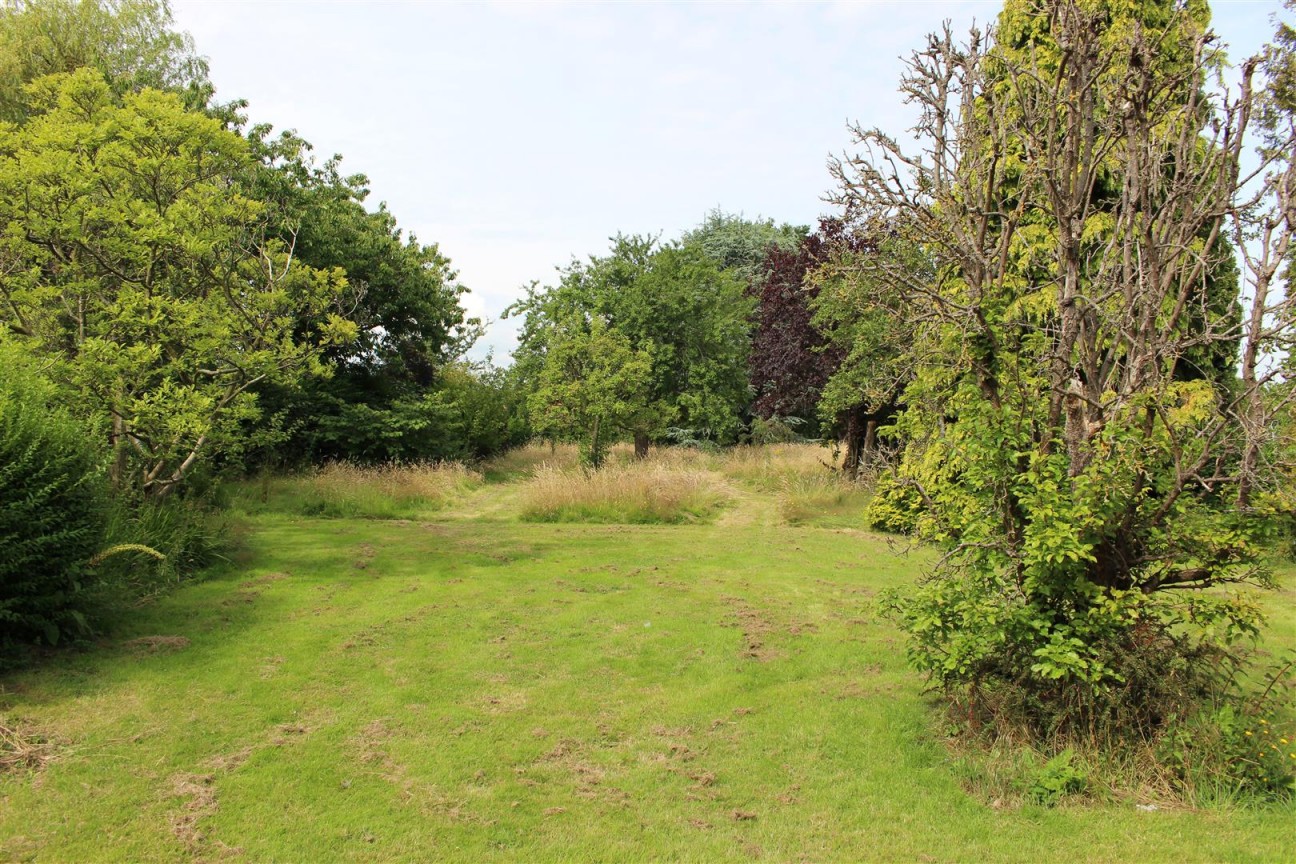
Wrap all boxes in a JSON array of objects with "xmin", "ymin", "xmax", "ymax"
[
  {"xmin": 1, "ymin": 446, "xmax": 1293, "ymax": 862},
  {"xmin": 775, "ymin": 472, "xmax": 873, "ymax": 529},
  {"xmin": 518, "ymin": 459, "xmax": 727, "ymax": 524},
  {"xmin": 228, "ymin": 461, "xmax": 480, "ymax": 519}
]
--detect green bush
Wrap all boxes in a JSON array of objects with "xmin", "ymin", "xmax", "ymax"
[
  {"xmin": 865, "ymin": 469, "xmax": 923, "ymax": 534},
  {"xmin": 0, "ymin": 352, "xmax": 108, "ymax": 651},
  {"xmin": 1026, "ymin": 749, "xmax": 1088, "ymax": 806}
]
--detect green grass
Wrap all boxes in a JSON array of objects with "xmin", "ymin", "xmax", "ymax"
[
  {"xmin": 1, "ymin": 449, "xmax": 1293, "ymax": 862},
  {"xmin": 227, "ymin": 462, "xmax": 481, "ymax": 520}
]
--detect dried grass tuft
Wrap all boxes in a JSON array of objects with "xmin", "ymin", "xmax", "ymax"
[
  {"xmin": 519, "ymin": 461, "xmax": 726, "ymax": 524},
  {"xmin": 235, "ymin": 461, "xmax": 480, "ymax": 519},
  {"xmin": 0, "ymin": 718, "xmax": 60, "ymax": 775}
]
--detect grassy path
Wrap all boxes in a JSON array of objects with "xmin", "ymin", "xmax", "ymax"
[{"xmin": 1, "ymin": 466, "xmax": 1293, "ymax": 862}]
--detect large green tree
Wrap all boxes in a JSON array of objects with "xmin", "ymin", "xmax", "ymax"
[
  {"xmin": 236, "ymin": 126, "xmax": 482, "ymax": 465},
  {"xmin": 512, "ymin": 232, "xmax": 752, "ymax": 456},
  {"xmin": 0, "ymin": 0, "xmax": 211, "ymax": 123},
  {"xmin": 0, "ymin": 69, "xmax": 353, "ymax": 496},
  {"xmin": 834, "ymin": 0, "xmax": 1287, "ymax": 742}
]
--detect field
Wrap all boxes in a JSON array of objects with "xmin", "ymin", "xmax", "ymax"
[{"xmin": 1, "ymin": 446, "xmax": 1293, "ymax": 862}]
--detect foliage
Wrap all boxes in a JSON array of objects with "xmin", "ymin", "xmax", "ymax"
[
  {"xmin": 0, "ymin": 69, "xmax": 354, "ymax": 497},
  {"xmin": 239, "ymin": 127, "xmax": 484, "ymax": 467},
  {"xmin": 748, "ymin": 228, "xmax": 840, "ymax": 425},
  {"xmin": 835, "ymin": 0, "xmax": 1291, "ymax": 772},
  {"xmin": 97, "ymin": 494, "xmax": 227, "ymax": 593},
  {"xmin": 1025, "ymin": 749, "xmax": 1088, "ymax": 806},
  {"xmin": 747, "ymin": 415, "xmax": 808, "ymax": 446},
  {"xmin": 0, "ymin": 0, "xmax": 211, "ymax": 123},
  {"xmin": 679, "ymin": 208, "xmax": 804, "ymax": 284},
  {"xmin": 0, "ymin": 342, "xmax": 107, "ymax": 653},
  {"xmin": 527, "ymin": 316, "xmax": 654, "ymax": 468},
  {"xmin": 513, "ymin": 229, "xmax": 753, "ymax": 457}
]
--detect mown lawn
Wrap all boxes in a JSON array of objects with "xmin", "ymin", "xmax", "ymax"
[{"xmin": 2, "ymin": 452, "xmax": 1294, "ymax": 862}]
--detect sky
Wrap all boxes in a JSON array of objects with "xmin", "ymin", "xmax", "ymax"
[{"xmin": 169, "ymin": 0, "xmax": 1284, "ymax": 361}]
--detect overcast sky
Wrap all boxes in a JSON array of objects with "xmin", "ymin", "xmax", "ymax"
[{"xmin": 169, "ymin": 0, "xmax": 1283, "ymax": 360}]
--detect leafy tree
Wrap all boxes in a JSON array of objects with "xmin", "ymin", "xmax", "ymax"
[
  {"xmin": 512, "ymin": 232, "xmax": 752, "ymax": 456},
  {"xmin": 680, "ymin": 208, "xmax": 804, "ymax": 284},
  {"xmin": 236, "ymin": 127, "xmax": 479, "ymax": 466},
  {"xmin": 748, "ymin": 229, "xmax": 837, "ymax": 424},
  {"xmin": 834, "ymin": 0, "xmax": 1289, "ymax": 747},
  {"xmin": 527, "ymin": 316, "xmax": 653, "ymax": 468},
  {"xmin": 0, "ymin": 0, "xmax": 211, "ymax": 122},
  {"xmin": 809, "ymin": 230, "xmax": 919, "ymax": 473},
  {"xmin": 0, "ymin": 69, "xmax": 353, "ymax": 497}
]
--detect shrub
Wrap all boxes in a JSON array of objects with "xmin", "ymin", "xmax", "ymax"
[
  {"xmin": 0, "ymin": 353, "xmax": 108, "ymax": 651},
  {"xmin": 1026, "ymin": 749, "xmax": 1088, "ymax": 806}
]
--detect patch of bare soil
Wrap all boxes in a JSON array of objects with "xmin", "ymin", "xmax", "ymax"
[
  {"xmin": 720, "ymin": 600, "xmax": 781, "ymax": 662},
  {"xmin": 121, "ymin": 635, "xmax": 191, "ymax": 654},
  {"xmin": 168, "ymin": 772, "xmax": 218, "ymax": 853}
]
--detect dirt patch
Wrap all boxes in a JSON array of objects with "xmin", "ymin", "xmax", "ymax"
[
  {"xmin": 168, "ymin": 772, "xmax": 218, "ymax": 853},
  {"xmin": 353, "ymin": 544, "xmax": 377, "ymax": 571},
  {"xmin": 221, "ymin": 589, "xmax": 260, "ymax": 607},
  {"xmin": 121, "ymin": 635, "xmax": 191, "ymax": 654},
  {"xmin": 0, "ymin": 718, "xmax": 61, "ymax": 775},
  {"xmin": 537, "ymin": 738, "xmax": 621, "ymax": 802},
  {"xmin": 720, "ymin": 600, "xmax": 780, "ymax": 662},
  {"xmin": 242, "ymin": 571, "xmax": 289, "ymax": 589}
]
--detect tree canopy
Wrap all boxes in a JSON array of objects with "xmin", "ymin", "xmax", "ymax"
[{"xmin": 0, "ymin": 69, "xmax": 353, "ymax": 496}]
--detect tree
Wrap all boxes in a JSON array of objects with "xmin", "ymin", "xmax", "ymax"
[
  {"xmin": 511, "ymin": 232, "xmax": 753, "ymax": 457},
  {"xmin": 0, "ymin": 70, "xmax": 353, "ymax": 497},
  {"xmin": 834, "ymin": 0, "xmax": 1289, "ymax": 742},
  {"xmin": 809, "ymin": 228, "xmax": 919, "ymax": 473},
  {"xmin": 0, "ymin": 0, "xmax": 211, "ymax": 123},
  {"xmin": 236, "ymin": 126, "xmax": 480, "ymax": 466},
  {"xmin": 527, "ymin": 316, "xmax": 653, "ymax": 468},
  {"xmin": 680, "ymin": 208, "xmax": 805, "ymax": 284},
  {"xmin": 748, "ymin": 228, "xmax": 839, "ymax": 425}
]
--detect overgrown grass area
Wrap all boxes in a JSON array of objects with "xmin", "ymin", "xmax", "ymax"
[
  {"xmin": 1, "ymin": 447, "xmax": 1293, "ymax": 862},
  {"xmin": 518, "ymin": 459, "xmax": 727, "ymax": 524},
  {"xmin": 227, "ymin": 462, "xmax": 481, "ymax": 519}
]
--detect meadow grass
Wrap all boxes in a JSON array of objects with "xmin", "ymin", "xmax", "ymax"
[
  {"xmin": 228, "ymin": 461, "xmax": 480, "ymax": 519},
  {"xmin": 775, "ymin": 472, "xmax": 873, "ymax": 529},
  {"xmin": 518, "ymin": 460, "xmax": 727, "ymax": 524},
  {"xmin": 1, "ymin": 447, "xmax": 1293, "ymax": 862}
]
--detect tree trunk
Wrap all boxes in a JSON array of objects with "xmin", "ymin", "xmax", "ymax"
[
  {"xmin": 842, "ymin": 412, "xmax": 865, "ymax": 478},
  {"xmin": 589, "ymin": 416, "xmax": 602, "ymax": 468},
  {"xmin": 634, "ymin": 431, "xmax": 650, "ymax": 459}
]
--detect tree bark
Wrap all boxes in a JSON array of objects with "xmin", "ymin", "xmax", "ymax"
[{"xmin": 634, "ymin": 431, "xmax": 650, "ymax": 459}]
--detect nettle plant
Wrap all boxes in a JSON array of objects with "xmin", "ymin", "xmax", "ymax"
[{"xmin": 838, "ymin": 0, "xmax": 1296, "ymax": 759}]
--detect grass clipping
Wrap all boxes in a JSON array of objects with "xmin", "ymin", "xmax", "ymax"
[
  {"xmin": 519, "ymin": 461, "xmax": 726, "ymax": 524},
  {"xmin": 1, "ymin": 717, "xmax": 59, "ymax": 775}
]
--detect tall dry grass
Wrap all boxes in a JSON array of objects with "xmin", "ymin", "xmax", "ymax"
[
  {"xmin": 481, "ymin": 442, "xmax": 583, "ymax": 479},
  {"xmin": 709, "ymin": 443, "xmax": 840, "ymax": 490},
  {"xmin": 232, "ymin": 462, "xmax": 480, "ymax": 519},
  {"xmin": 775, "ymin": 472, "xmax": 873, "ymax": 528},
  {"xmin": 519, "ymin": 461, "xmax": 726, "ymax": 524}
]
